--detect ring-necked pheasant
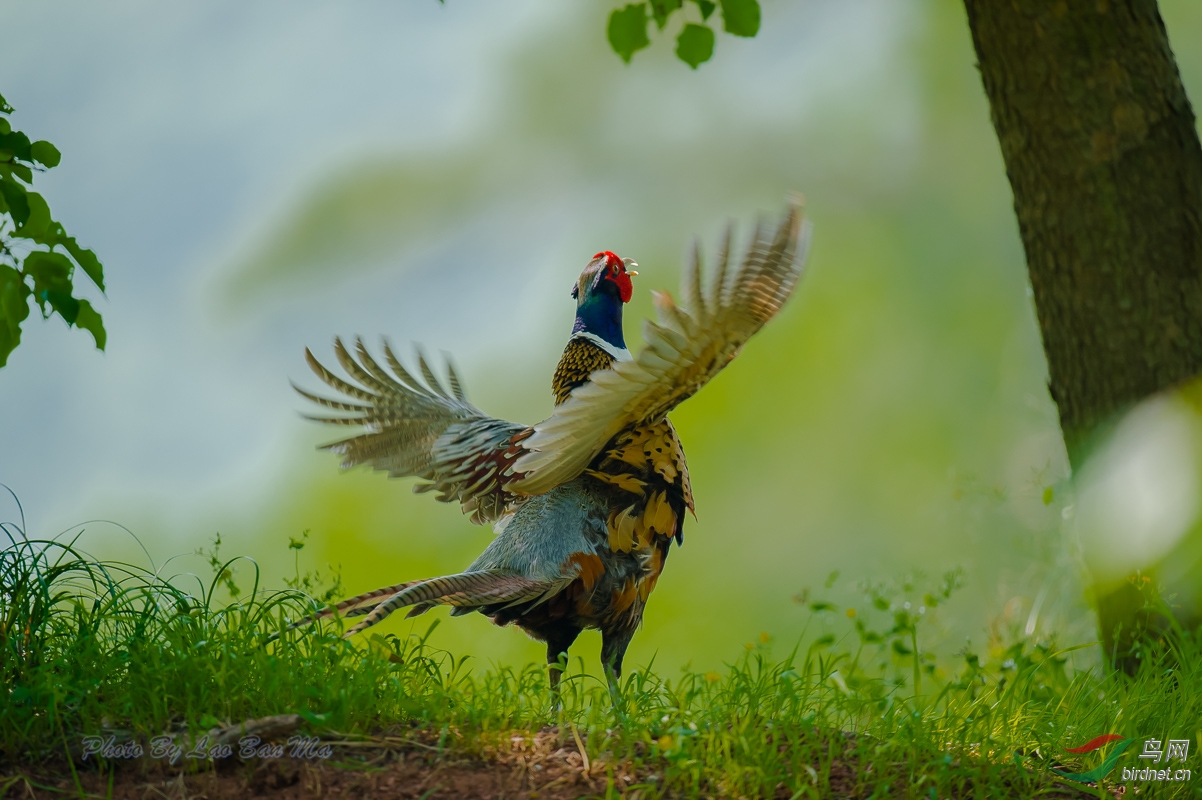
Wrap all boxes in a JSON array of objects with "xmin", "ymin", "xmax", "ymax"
[{"xmin": 288, "ymin": 199, "xmax": 811, "ymax": 690}]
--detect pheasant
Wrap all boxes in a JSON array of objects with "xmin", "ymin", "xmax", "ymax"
[{"xmin": 288, "ymin": 199, "xmax": 811, "ymax": 690}]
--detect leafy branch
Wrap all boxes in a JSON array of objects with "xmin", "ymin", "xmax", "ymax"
[
  {"xmin": 0, "ymin": 91, "xmax": 105, "ymax": 368},
  {"xmin": 607, "ymin": 0, "xmax": 760, "ymax": 69}
]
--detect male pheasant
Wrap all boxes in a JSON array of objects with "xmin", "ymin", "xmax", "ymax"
[{"xmin": 289, "ymin": 199, "xmax": 811, "ymax": 689}]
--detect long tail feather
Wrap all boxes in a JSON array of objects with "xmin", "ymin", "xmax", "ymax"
[
  {"xmin": 342, "ymin": 571, "xmax": 563, "ymax": 638},
  {"xmin": 265, "ymin": 580, "xmax": 423, "ymax": 643}
]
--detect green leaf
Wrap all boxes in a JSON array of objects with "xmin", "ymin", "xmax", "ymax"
[
  {"xmin": 675, "ymin": 23, "xmax": 714, "ymax": 69},
  {"xmin": 694, "ymin": 0, "xmax": 716, "ymax": 19},
  {"xmin": 0, "ymin": 130, "xmax": 33, "ymax": 162},
  {"xmin": 73, "ymin": 300, "xmax": 105, "ymax": 351},
  {"xmin": 61, "ymin": 237, "xmax": 105, "ymax": 292},
  {"xmin": 0, "ymin": 265, "xmax": 30, "ymax": 367},
  {"xmin": 30, "ymin": 141, "xmax": 61, "ymax": 169},
  {"xmin": 0, "ymin": 104, "xmax": 103, "ymax": 368},
  {"xmin": 650, "ymin": 0, "xmax": 681, "ymax": 29},
  {"xmin": 0, "ymin": 177, "xmax": 30, "ymax": 226},
  {"xmin": 608, "ymin": 4, "xmax": 651, "ymax": 64},
  {"xmin": 23, "ymin": 250, "xmax": 74, "ymax": 316},
  {"xmin": 719, "ymin": 0, "xmax": 760, "ymax": 37},
  {"xmin": 23, "ymin": 250, "xmax": 73, "ymax": 288},
  {"xmin": 857, "ymin": 625, "xmax": 882, "ymax": 643},
  {"xmin": 9, "ymin": 163, "xmax": 32, "ymax": 185},
  {"xmin": 44, "ymin": 289, "xmax": 80, "ymax": 324},
  {"xmin": 17, "ymin": 192, "xmax": 50, "ymax": 239}
]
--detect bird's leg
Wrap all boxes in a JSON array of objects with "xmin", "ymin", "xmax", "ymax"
[
  {"xmin": 544, "ymin": 625, "xmax": 582, "ymax": 706},
  {"xmin": 549, "ymin": 651, "xmax": 569, "ymax": 693},
  {"xmin": 604, "ymin": 662, "xmax": 622, "ymax": 711},
  {"xmin": 601, "ymin": 627, "xmax": 635, "ymax": 709}
]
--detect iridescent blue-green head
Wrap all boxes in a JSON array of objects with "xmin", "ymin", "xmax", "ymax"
[{"xmin": 570, "ymin": 250, "xmax": 637, "ymax": 352}]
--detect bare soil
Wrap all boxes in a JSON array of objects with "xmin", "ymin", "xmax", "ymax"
[
  {"xmin": 8, "ymin": 728, "xmax": 661, "ymax": 800},
  {"xmin": 3, "ymin": 727, "xmax": 1105, "ymax": 800}
]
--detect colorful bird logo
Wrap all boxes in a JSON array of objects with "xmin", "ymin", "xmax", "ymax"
[{"xmin": 1054, "ymin": 734, "xmax": 1135, "ymax": 783}]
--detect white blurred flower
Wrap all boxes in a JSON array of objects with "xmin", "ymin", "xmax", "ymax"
[{"xmin": 1076, "ymin": 396, "xmax": 1201, "ymax": 580}]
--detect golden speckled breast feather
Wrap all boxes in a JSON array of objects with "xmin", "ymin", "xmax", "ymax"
[
  {"xmin": 550, "ymin": 336, "xmax": 695, "ymax": 602},
  {"xmin": 551, "ymin": 337, "xmax": 621, "ymax": 405}
]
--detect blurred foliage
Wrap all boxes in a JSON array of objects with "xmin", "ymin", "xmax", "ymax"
[
  {"xmin": 221, "ymin": 153, "xmax": 491, "ymax": 306},
  {"xmin": 608, "ymin": 0, "xmax": 758, "ymax": 68},
  {"xmin": 0, "ymin": 91, "xmax": 105, "ymax": 368}
]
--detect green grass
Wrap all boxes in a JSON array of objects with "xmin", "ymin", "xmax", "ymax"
[{"xmin": 3, "ymin": 519, "xmax": 1201, "ymax": 798}]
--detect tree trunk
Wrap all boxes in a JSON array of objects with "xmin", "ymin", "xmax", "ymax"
[{"xmin": 961, "ymin": 0, "xmax": 1202, "ymax": 671}]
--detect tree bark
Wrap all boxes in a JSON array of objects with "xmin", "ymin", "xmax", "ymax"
[{"xmin": 961, "ymin": 0, "xmax": 1202, "ymax": 671}]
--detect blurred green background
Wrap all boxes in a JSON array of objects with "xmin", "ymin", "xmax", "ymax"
[{"xmin": 2, "ymin": 0, "xmax": 1200, "ymax": 678}]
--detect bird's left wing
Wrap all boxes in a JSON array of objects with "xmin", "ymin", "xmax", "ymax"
[
  {"xmin": 295, "ymin": 337, "xmax": 532, "ymax": 524},
  {"xmin": 509, "ymin": 198, "xmax": 811, "ymax": 496}
]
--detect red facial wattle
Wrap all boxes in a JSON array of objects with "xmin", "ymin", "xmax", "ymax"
[
  {"xmin": 594, "ymin": 250, "xmax": 634, "ymax": 303},
  {"xmin": 612, "ymin": 270, "xmax": 633, "ymax": 303}
]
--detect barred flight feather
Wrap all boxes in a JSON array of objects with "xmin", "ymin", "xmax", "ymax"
[
  {"xmin": 444, "ymin": 356, "xmax": 467, "ymax": 401},
  {"xmin": 381, "ymin": 339, "xmax": 435, "ymax": 398},
  {"xmin": 295, "ymin": 338, "xmax": 532, "ymax": 524},
  {"xmin": 510, "ymin": 198, "xmax": 809, "ymax": 496}
]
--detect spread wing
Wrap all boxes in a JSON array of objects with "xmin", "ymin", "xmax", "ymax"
[
  {"xmin": 510, "ymin": 198, "xmax": 811, "ymax": 496},
  {"xmin": 294, "ymin": 337, "xmax": 531, "ymax": 524}
]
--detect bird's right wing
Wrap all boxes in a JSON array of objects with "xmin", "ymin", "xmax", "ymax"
[
  {"xmin": 510, "ymin": 198, "xmax": 810, "ymax": 496},
  {"xmin": 294, "ymin": 337, "xmax": 532, "ymax": 524}
]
